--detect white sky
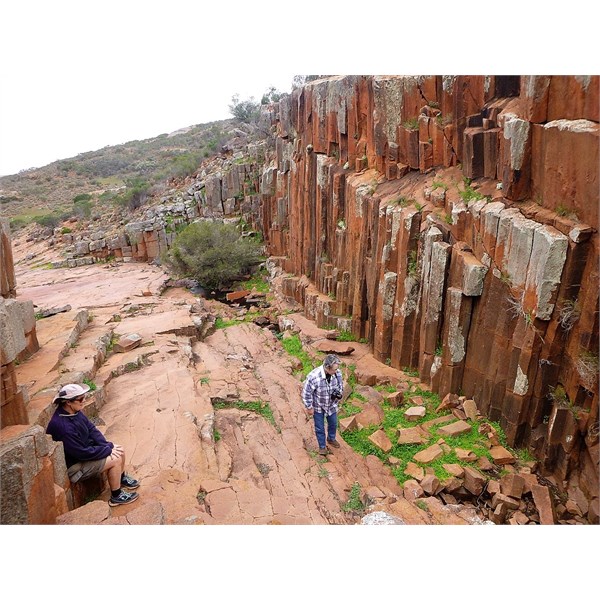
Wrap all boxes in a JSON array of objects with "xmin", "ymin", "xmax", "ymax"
[
  {"xmin": 1, "ymin": 1, "xmax": 598, "ymax": 178},
  {"xmin": 1, "ymin": 0, "xmax": 598, "ymax": 593}
]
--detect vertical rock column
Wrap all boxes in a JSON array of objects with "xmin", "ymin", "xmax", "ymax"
[
  {"xmin": 417, "ymin": 226, "xmax": 450, "ymax": 383},
  {"xmin": 387, "ymin": 207, "xmax": 421, "ymax": 369},
  {"xmin": 1, "ymin": 219, "xmax": 36, "ymax": 427},
  {"xmin": 436, "ymin": 243, "xmax": 488, "ymax": 397}
]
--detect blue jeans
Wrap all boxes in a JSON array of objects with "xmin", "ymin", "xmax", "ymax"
[{"xmin": 313, "ymin": 411, "xmax": 338, "ymax": 449}]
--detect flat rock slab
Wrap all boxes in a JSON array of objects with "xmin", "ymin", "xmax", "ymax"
[
  {"xmin": 490, "ymin": 445, "xmax": 516, "ymax": 465},
  {"xmin": 313, "ymin": 340, "xmax": 355, "ymax": 355},
  {"xmin": 405, "ymin": 406, "xmax": 426, "ymax": 421},
  {"xmin": 397, "ymin": 427, "xmax": 428, "ymax": 445},
  {"xmin": 438, "ymin": 420, "xmax": 472, "ymax": 437},
  {"xmin": 113, "ymin": 333, "xmax": 142, "ymax": 352},
  {"xmin": 413, "ymin": 443, "xmax": 444, "ymax": 464}
]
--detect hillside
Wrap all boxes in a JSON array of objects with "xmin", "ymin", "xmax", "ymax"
[{"xmin": 0, "ymin": 117, "xmax": 244, "ymax": 227}]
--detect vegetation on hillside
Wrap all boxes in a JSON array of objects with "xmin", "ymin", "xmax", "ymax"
[{"xmin": 0, "ymin": 120, "xmax": 236, "ymax": 227}]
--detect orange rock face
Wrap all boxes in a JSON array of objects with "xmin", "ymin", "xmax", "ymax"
[{"xmin": 252, "ymin": 75, "xmax": 598, "ymax": 501}]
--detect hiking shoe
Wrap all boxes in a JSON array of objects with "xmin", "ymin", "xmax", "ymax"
[
  {"xmin": 327, "ymin": 439, "xmax": 341, "ymax": 448},
  {"xmin": 318, "ymin": 447, "xmax": 329, "ymax": 456},
  {"xmin": 108, "ymin": 490, "xmax": 139, "ymax": 507},
  {"xmin": 121, "ymin": 474, "xmax": 140, "ymax": 489}
]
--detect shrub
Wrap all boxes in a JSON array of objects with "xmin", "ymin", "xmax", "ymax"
[
  {"xmin": 73, "ymin": 199, "xmax": 92, "ymax": 218},
  {"xmin": 73, "ymin": 193, "xmax": 92, "ymax": 204},
  {"xmin": 113, "ymin": 177, "xmax": 150, "ymax": 210},
  {"xmin": 33, "ymin": 213, "xmax": 65, "ymax": 229},
  {"xmin": 229, "ymin": 94, "xmax": 260, "ymax": 124},
  {"xmin": 163, "ymin": 220, "xmax": 263, "ymax": 291},
  {"xmin": 165, "ymin": 152, "xmax": 202, "ymax": 179}
]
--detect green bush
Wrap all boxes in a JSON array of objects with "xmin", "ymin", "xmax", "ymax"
[
  {"xmin": 33, "ymin": 213, "xmax": 69, "ymax": 229},
  {"xmin": 73, "ymin": 193, "xmax": 92, "ymax": 204},
  {"xmin": 229, "ymin": 94, "xmax": 260, "ymax": 124},
  {"xmin": 113, "ymin": 177, "xmax": 150, "ymax": 210},
  {"xmin": 163, "ymin": 220, "xmax": 263, "ymax": 291}
]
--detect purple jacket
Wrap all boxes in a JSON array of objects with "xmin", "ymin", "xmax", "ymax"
[{"xmin": 46, "ymin": 406, "xmax": 113, "ymax": 468}]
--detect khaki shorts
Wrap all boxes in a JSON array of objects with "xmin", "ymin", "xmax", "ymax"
[{"xmin": 67, "ymin": 457, "xmax": 107, "ymax": 483}]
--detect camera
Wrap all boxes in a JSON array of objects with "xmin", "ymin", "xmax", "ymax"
[{"xmin": 331, "ymin": 390, "xmax": 343, "ymax": 401}]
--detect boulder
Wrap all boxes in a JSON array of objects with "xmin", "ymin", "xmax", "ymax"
[
  {"xmin": 368, "ymin": 429, "xmax": 392, "ymax": 453},
  {"xmin": 462, "ymin": 466, "xmax": 487, "ymax": 496},
  {"xmin": 499, "ymin": 473, "xmax": 525, "ymax": 498},
  {"xmin": 354, "ymin": 402, "xmax": 385, "ymax": 428},
  {"xmin": 404, "ymin": 462, "xmax": 425, "ymax": 481}
]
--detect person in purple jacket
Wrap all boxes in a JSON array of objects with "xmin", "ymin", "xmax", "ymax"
[{"xmin": 46, "ymin": 383, "xmax": 140, "ymax": 507}]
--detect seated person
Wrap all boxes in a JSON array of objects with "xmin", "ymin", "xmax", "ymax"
[{"xmin": 46, "ymin": 383, "xmax": 140, "ymax": 507}]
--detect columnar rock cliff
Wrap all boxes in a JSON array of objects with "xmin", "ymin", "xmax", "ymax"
[
  {"xmin": 252, "ymin": 75, "xmax": 598, "ymax": 500},
  {"xmin": 1, "ymin": 218, "xmax": 39, "ymax": 425}
]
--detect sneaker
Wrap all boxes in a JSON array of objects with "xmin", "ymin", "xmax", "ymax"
[
  {"xmin": 327, "ymin": 439, "xmax": 341, "ymax": 448},
  {"xmin": 108, "ymin": 489, "xmax": 139, "ymax": 507},
  {"xmin": 318, "ymin": 447, "xmax": 329, "ymax": 456},
  {"xmin": 121, "ymin": 474, "xmax": 140, "ymax": 489}
]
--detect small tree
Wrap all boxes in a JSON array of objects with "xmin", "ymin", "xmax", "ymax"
[
  {"xmin": 229, "ymin": 94, "xmax": 260, "ymax": 124},
  {"xmin": 292, "ymin": 75, "xmax": 329, "ymax": 88},
  {"xmin": 164, "ymin": 220, "xmax": 263, "ymax": 291},
  {"xmin": 113, "ymin": 177, "xmax": 150, "ymax": 210},
  {"xmin": 260, "ymin": 86, "xmax": 284, "ymax": 105}
]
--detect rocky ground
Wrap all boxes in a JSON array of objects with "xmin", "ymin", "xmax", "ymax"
[{"xmin": 12, "ymin": 228, "xmax": 493, "ymax": 526}]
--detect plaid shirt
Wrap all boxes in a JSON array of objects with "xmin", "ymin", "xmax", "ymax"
[{"xmin": 302, "ymin": 365, "xmax": 343, "ymax": 416}]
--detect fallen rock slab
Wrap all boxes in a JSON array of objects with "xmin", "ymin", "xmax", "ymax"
[
  {"xmin": 413, "ymin": 443, "xmax": 444, "ymax": 464},
  {"xmin": 405, "ymin": 406, "xmax": 426, "ymax": 421},
  {"xmin": 397, "ymin": 426, "xmax": 428, "ymax": 445},
  {"xmin": 313, "ymin": 340, "xmax": 355, "ymax": 355},
  {"xmin": 113, "ymin": 332, "xmax": 142, "ymax": 353},
  {"xmin": 368, "ymin": 429, "xmax": 392, "ymax": 453},
  {"xmin": 531, "ymin": 483, "xmax": 557, "ymax": 524},
  {"xmin": 490, "ymin": 445, "xmax": 516, "ymax": 465},
  {"xmin": 438, "ymin": 420, "xmax": 472, "ymax": 437},
  {"xmin": 463, "ymin": 466, "xmax": 487, "ymax": 496}
]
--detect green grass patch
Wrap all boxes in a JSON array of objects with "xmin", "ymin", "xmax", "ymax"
[
  {"xmin": 280, "ymin": 333, "xmax": 317, "ymax": 378},
  {"xmin": 213, "ymin": 399, "xmax": 277, "ymax": 429},
  {"xmin": 342, "ymin": 482, "xmax": 365, "ymax": 513},
  {"xmin": 83, "ymin": 378, "xmax": 97, "ymax": 391},
  {"xmin": 214, "ymin": 312, "xmax": 265, "ymax": 329},
  {"xmin": 242, "ymin": 267, "xmax": 270, "ymax": 294},
  {"xmin": 337, "ymin": 330, "xmax": 356, "ymax": 342},
  {"xmin": 402, "ymin": 366, "xmax": 419, "ymax": 377},
  {"xmin": 374, "ymin": 384, "xmax": 396, "ymax": 394},
  {"xmin": 338, "ymin": 392, "xmax": 366, "ymax": 419},
  {"xmin": 341, "ymin": 384, "xmax": 512, "ymax": 487}
]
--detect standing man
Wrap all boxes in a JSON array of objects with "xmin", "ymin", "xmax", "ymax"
[
  {"xmin": 46, "ymin": 383, "xmax": 140, "ymax": 507},
  {"xmin": 302, "ymin": 354, "xmax": 344, "ymax": 455}
]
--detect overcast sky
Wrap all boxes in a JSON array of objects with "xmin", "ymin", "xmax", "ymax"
[{"xmin": 1, "ymin": 1, "xmax": 598, "ymax": 178}]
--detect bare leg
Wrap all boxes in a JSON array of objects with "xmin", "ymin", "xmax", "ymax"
[{"xmin": 101, "ymin": 452, "xmax": 126, "ymax": 491}]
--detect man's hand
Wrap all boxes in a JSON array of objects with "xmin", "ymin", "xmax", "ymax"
[{"xmin": 305, "ymin": 407, "xmax": 314, "ymax": 417}]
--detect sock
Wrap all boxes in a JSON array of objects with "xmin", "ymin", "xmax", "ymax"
[{"xmin": 111, "ymin": 488, "xmax": 122, "ymax": 498}]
